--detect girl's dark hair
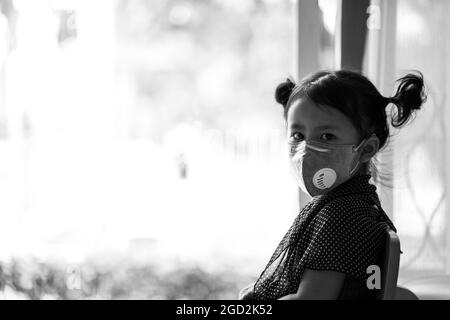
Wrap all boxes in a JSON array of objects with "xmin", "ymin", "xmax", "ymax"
[
  {"xmin": 275, "ymin": 70, "xmax": 427, "ymax": 150},
  {"xmin": 275, "ymin": 70, "xmax": 427, "ymax": 182}
]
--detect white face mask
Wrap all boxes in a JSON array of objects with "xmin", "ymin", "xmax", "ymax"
[{"xmin": 288, "ymin": 136, "xmax": 371, "ymax": 197}]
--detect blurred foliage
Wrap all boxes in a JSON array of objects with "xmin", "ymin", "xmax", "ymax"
[{"xmin": 0, "ymin": 257, "xmax": 255, "ymax": 300}]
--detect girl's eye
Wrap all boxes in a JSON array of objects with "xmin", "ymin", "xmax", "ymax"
[
  {"xmin": 291, "ymin": 132, "xmax": 304, "ymax": 141},
  {"xmin": 320, "ymin": 133, "xmax": 337, "ymax": 141}
]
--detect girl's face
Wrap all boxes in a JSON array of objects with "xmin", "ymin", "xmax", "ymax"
[{"xmin": 286, "ymin": 97, "xmax": 361, "ymax": 146}]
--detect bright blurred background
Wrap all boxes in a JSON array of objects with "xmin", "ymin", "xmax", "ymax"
[
  {"xmin": 0, "ymin": 0, "xmax": 299, "ymax": 299},
  {"xmin": 0, "ymin": 0, "xmax": 449, "ymax": 299}
]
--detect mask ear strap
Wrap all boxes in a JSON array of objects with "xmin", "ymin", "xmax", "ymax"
[
  {"xmin": 353, "ymin": 138, "xmax": 366, "ymax": 152},
  {"xmin": 353, "ymin": 133, "xmax": 377, "ymax": 152},
  {"xmin": 349, "ymin": 161, "xmax": 360, "ymax": 175},
  {"xmin": 350, "ymin": 134, "xmax": 377, "ymax": 174}
]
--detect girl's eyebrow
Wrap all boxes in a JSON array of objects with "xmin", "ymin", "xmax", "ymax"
[
  {"xmin": 289, "ymin": 123, "xmax": 304, "ymax": 130},
  {"xmin": 314, "ymin": 124, "xmax": 340, "ymax": 130},
  {"xmin": 289, "ymin": 123, "xmax": 339, "ymax": 130}
]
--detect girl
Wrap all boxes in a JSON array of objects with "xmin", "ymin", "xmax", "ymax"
[{"xmin": 239, "ymin": 69, "xmax": 427, "ymax": 300}]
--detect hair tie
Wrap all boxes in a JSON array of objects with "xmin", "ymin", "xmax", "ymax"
[{"xmin": 384, "ymin": 96, "xmax": 394, "ymax": 105}]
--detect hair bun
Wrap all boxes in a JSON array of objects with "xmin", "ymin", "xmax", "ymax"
[
  {"xmin": 390, "ymin": 71, "xmax": 427, "ymax": 127},
  {"xmin": 275, "ymin": 78, "xmax": 296, "ymax": 107}
]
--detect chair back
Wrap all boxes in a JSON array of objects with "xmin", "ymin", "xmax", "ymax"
[{"xmin": 378, "ymin": 229, "xmax": 401, "ymax": 300}]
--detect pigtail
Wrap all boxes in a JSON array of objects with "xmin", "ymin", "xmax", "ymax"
[
  {"xmin": 388, "ymin": 71, "xmax": 427, "ymax": 128},
  {"xmin": 275, "ymin": 78, "xmax": 296, "ymax": 108}
]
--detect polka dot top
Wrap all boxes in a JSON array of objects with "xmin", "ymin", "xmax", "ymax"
[{"xmin": 253, "ymin": 174, "xmax": 397, "ymax": 300}]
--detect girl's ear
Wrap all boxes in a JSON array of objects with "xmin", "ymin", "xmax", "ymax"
[{"xmin": 360, "ymin": 134, "xmax": 380, "ymax": 163}]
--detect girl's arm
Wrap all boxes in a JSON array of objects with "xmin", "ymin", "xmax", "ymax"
[{"xmin": 279, "ymin": 268, "xmax": 345, "ymax": 300}]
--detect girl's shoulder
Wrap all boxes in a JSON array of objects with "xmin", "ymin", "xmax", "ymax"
[{"xmin": 312, "ymin": 193, "xmax": 384, "ymax": 230}]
